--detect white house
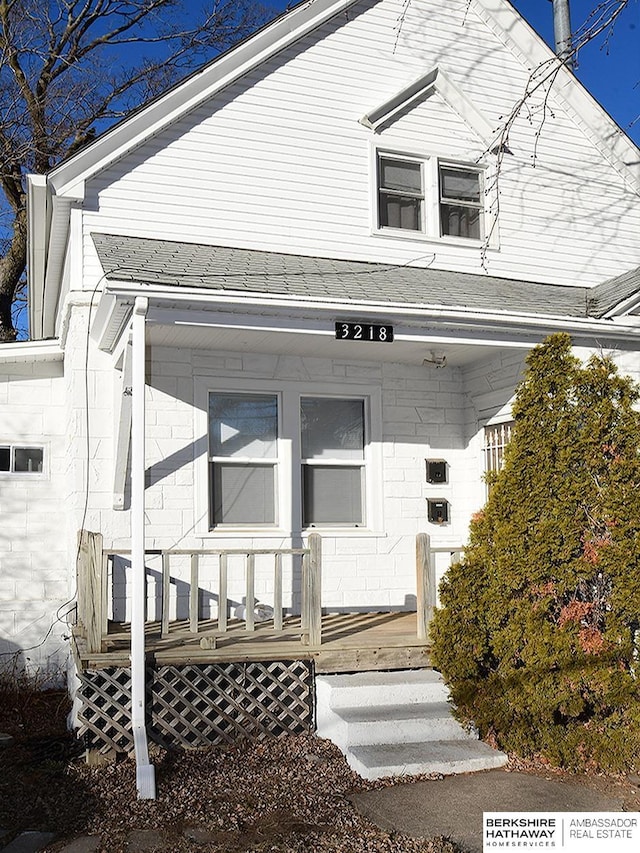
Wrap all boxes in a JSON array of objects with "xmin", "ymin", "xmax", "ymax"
[{"xmin": 2, "ymin": 0, "xmax": 640, "ymax": 794}]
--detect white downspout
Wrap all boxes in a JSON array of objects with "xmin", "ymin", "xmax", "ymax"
[{"xmin": 131, "ymin": 295, "xmax": 156, "ymax": 799}]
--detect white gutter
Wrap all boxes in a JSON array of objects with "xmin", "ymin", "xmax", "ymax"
[
  {"xmin": 0, "ymin": 339, "xmax": 63, "ymax": 363},
  {"xmin": 130, "ymin": 296, "xmax": 155, "ymax": 800},
  {"xmin": 92, "ymin": 281, "xmax": 640, "ymax": 349}
]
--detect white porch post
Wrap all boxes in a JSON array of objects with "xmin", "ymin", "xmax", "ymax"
[{"xmin": 131, "ymin": 296, "xmax": 156, "ymax": 799}]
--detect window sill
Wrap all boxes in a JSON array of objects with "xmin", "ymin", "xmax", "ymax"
[
  {"xmin": 301, "ymin": 527, "xmax": 386, "ymax": 538},
  {"xmin": 371, "ymin": 227, "xmax": 498, "ymax": 251},
  {"xmin": 196, "ymin": 527, "xmax": 387, "ymax": 540}
]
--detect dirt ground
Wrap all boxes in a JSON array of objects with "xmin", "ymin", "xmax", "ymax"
[{"xmin": 1, "ymin": 684, "xmax": 639, "ymax": 853}]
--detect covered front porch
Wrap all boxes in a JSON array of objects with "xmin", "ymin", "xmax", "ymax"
[
  {"xmin": 73, "ymin": 529, "xmax": 455, "ymax": 674},
  {"xmin": 80, "ymin": 235, "xmax": 635, "ymax": 788},
  {"xmin": 71, "ymin": 530, "xmax": 455, "ymax": 760}
]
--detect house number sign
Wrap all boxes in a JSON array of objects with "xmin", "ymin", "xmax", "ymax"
[{"xmin": 335, "ymin": 322, "xmax": 394, "ymax": 343}]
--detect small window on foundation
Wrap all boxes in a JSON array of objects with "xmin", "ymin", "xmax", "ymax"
[{"xmin": 0, "ymin": 445, "xmax": 44, "ymax": 474}]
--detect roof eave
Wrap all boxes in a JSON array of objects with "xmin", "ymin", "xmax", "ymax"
[{"xmin": 92, "ymin": 279, "xmax": 640, "ymax": 353}]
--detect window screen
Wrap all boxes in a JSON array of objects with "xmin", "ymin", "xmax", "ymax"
[
  {"xmin": 208, "ymin": 393, "xmax": 278, "ymax": 526},
  {"xmin": 439, "ymin": 165, "xmax": 482, "ymax": 239},
  {"xmin": 378, "ymin": 156, "xmax": 423, "ymax": 231},
  {"xmin": 301, "ymin": 397, "xmax": 365, "ymax": 526},
  {"xmin": 302, "ymin": 466, "xmax": 363, "ymax": 526}
]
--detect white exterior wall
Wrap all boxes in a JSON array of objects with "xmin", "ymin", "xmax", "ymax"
[
  {"xmin": 78, "ymin": 0, "xmax": 640, "ymax": 291},
  {"xmin": 76, "ymin": 340, "xmax": 513, "ymax": 619},
  {"xmin": 0, "ymin": 356, "xmax": 69, "ymax": 675}
]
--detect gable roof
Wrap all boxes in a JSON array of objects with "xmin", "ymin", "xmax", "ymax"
[
  {"xmin": 42, "ymin": 0, "xmax": 639, "ymax": 200},
  {"xmin": 92, "ymin": 232, "xmax": 615, "ymax": 320},
  {"xmin": 27, "ymin": 0, "xmax": 640, "ymax": 340}
]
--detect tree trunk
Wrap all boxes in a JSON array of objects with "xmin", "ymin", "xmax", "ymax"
[{"xmin": 0, "ymin": 208, "xmax": 27, "ymax": 342}]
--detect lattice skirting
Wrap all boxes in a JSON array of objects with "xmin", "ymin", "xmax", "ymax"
[{"xmin": 76, "ymin": 660, "xmax": 314, "ymax": 754}]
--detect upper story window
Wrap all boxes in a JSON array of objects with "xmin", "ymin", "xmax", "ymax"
[
  {"xmin": 378, "ymin": 155, "xmax": 424, "ymax": 231},
  {"xmin": 375, "ymin": 151, "xmax": 485, "ymax": 242},
  {"xmin": 0, "ymin": 444, "xmax": 44, "ymax": 474},
  {"xmin": 439, "ymin": 164, "xmax": 483, "ymax": 239}
]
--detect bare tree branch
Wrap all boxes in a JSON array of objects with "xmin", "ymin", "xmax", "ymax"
[{"xmin": 0, "ymin": 0, "xmax": 272, "ymax": 340}]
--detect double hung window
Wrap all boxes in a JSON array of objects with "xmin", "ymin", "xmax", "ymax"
[
  {"xmin": 0, "ymin": 445, "xmax": 44, "ymax": 474},
  {"xmin": 376, "ymin": 151, "xmax": 484, "ymax": 241},
  {"xmin": 439, "ymin": 164, "xmax": 483, "ymax": 239},
  {"xmin": 301, "ymin": 397, "xmax": 365, "ymax": 526},
  {"xmin": 206, "ymin": 390, "xmax": 370, "ymax": 530},
  {"xmin": 377, "ymin": 155, "xmax": 424, "ymax": 231},
  {"xmin": 208, "ymin": 393, "xmax": 278, "ymax": 526}
]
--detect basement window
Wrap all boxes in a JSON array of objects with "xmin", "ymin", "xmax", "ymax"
[{"xmin": 0, "ymin": 445, "xmax": 44, "ymax": 474}]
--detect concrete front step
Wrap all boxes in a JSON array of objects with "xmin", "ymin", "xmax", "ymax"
[
  {"xmin": 317, "ymin": 669, "xmax": 448, "ymax": 709},
  {"xmin": 349, "ymin": 738, "xmax": 509, "ymax": 780},
  {"xmin": 316, "ymin": 668, "xmax": 507, "ymax": 780},
  {"xmin": 324, "ymin": 701, "xmax": 478, "ymax": 748}
]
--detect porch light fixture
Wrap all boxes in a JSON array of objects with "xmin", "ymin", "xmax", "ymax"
[{"xmin": 423, "ymin": 351, "xmax": 447, "ymax": 368}]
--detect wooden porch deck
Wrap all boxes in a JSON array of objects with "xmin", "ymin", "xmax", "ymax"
[{"xmin": 73, "ymin": 611, "xmax": 432, "ymax": 674}]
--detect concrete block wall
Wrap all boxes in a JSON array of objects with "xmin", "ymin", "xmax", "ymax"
[
  {"xmin": 0, "ymin": 355, "xmax": 69, "ymax": 676},
  {"xmin": 92, "ymin": 343, "xmax": 518, "ymax": 618}
]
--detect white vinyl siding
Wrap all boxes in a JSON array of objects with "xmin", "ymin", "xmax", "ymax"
[{"xmin": 81, "ymin": 0, "xmax": 640, "ymax": 287}]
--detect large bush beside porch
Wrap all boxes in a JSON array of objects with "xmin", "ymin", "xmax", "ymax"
[{"xmin": 431, "ymin": 334, "xmax": 640, "ymax": 772}]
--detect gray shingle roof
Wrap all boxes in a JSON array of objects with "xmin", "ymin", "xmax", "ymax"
[
  {"xmin": 91, "ymin": 234, "xmax": 637, "ymax": 319},
  {"xmin": 588, "ymin": 265, "xmax": 640, "ymax": 317}
]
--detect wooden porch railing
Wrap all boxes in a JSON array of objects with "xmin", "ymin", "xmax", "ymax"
[
  {"xmin": 76, "ymin": 529, "xmax": 459, "ymax": 656},
  {"xmin": 76, "ymin": 530, "xmax": 322, "ymax": 655},
  {"xmin": 415, "ymin": 532, "xmax": 464, "ymax": 641}
]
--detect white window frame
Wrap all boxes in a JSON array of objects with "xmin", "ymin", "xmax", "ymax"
[
  {"xmin": 0, "ymin": 443, "xmax": 46, "ymax": 477},
  {"xmin": 207, "ymin": 391, "xmax": 281, "ymax": 528},
  {"xmin": 371, "ymin": 146, "xmax": 497, "ymax": 247},
  {"xmin": 194, "ymin": 377, "xmax": 383, "ymax": 537},
  {"xmin": 300, "ymin": 394, "xmax": 368, "ymax": 529},
  {"xmin": 438, "ymin": 161, "xmax": 484, "ymax": 241}
]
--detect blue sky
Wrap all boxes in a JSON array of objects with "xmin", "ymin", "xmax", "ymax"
[{"xmin": 511, "ymin": 0, "xmax": 639, "ymax": 145}]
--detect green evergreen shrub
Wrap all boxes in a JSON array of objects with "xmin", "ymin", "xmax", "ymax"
[{"xmin": 431, "ymin": 333, "xmax": 640, "ymax": 772}]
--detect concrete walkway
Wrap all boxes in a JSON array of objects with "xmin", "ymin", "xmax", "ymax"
[{"xmin": 352, "ymin": 768, "xmax": 634, "ymax": 853}]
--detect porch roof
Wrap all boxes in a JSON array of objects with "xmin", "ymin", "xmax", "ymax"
[{"xmin": 92, "ymin": 233, "xmax": 622, "ymax": 320}]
